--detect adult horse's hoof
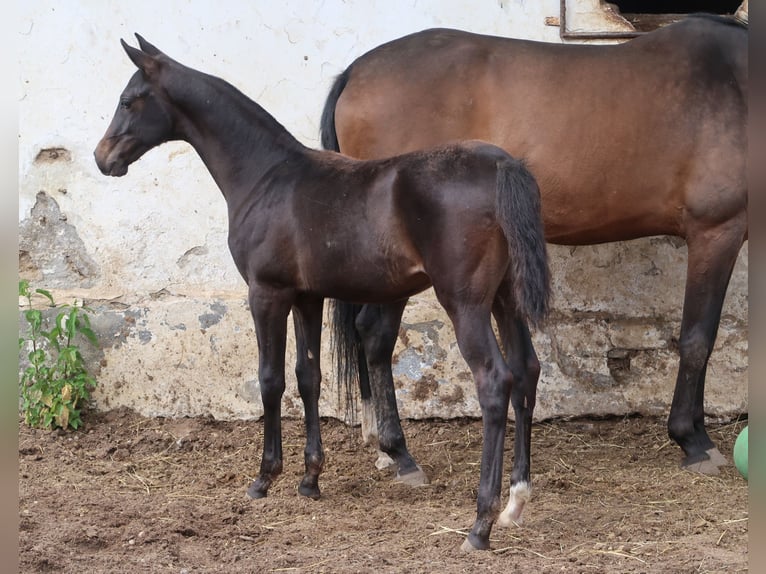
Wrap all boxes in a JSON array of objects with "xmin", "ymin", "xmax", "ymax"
[
  {"xmin": 706, "ymin": 447, "xmax": 728, "ymax": 466},
  {"xmin": 374, "ymin": 450, "xmax": 396, "ymax": 470},
  {"xmin": 395, "ymin": 465, "xmax": 429, "ymax": 486},
  {"xmin": 681, "ymin": 447, "xmax": 727, "ymax": 475}
]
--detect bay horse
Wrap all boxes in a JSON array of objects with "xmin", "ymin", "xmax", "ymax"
[
  {"xmin": 94, "ymin": 36, "xmax": 550, "ymax": 551},
  {"xmin": 320, "ymin": 13, "xmax": 748, "ymax": 480}
]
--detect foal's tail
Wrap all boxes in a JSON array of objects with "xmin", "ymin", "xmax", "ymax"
[
  {"xmin": 496, "ymin": 158, "xmax": 550, "ymax": 328},
  {"xmin": 321, "ymin": 65, "xmax": 363, "ymax": 422}
]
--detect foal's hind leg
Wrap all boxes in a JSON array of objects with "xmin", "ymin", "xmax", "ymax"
[
  {"xmin": 292, "ymin": 295, "xmax": 326, "ymax": 499},
  {"xmin": 495, "ymin": 313, "xmax": 539, "ymax": 528},
  {"xmin": 443, "ymin": 306, "xmax": 512, "ymax": 552},
  {"xmin": 668, "ymin": 219, "xmax": 746, "ymax": 474},
  {"xmin": 355, "ymin": 301, "xmax": 428, "ymax": 484}
]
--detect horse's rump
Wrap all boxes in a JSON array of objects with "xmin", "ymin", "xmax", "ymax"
[{"xmin": 325, "ymin": 15, "xmax": 747, "ymax": 244}]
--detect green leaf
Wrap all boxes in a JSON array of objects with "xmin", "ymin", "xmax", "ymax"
[
  {"xmin": 24, "ymin": 309, "xmax": 42, "ymax": 332},
  {"xmin": 67, "ymin": 309, "xmax": 79, "ymax": 339},
  {"xmin": 79, "ymin": 326, "xmax": 98, "ymax": 346},
  {"xmin": 45, "ymin": 330, "xmax": 61, "ymax": 352},
  {"xmin": 35, "ymin": 288, "xmax": 55, "ymax": 307},
  {"xmin": 19, "ymin": 279, "xmax": 30, "ymax": 297},
  {"xmin": 28, "ymin": 349, "xmax": 46, "ymax": 366}
]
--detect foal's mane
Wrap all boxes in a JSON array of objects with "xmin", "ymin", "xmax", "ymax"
[{"xmin": 163, "ymin": 56, "xmax": 304, "ymax": 152}]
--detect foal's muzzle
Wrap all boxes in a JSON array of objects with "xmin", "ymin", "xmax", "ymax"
[{"xmin": 94, "ymin": 137, "xmax": 130, "ymax": 177}]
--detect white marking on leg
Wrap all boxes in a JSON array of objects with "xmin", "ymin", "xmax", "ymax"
[
  {"xmin": 360, "ymin": 400, "xmax": 395, "ymax": 469},
  {"xmin": 497, "ymin": 481, "xmax": 531, "ymax": 527},
  {"xmin": 360, "ymin": 400, "xmax": 377, "ymax": 445},
  {"xmin": 375, "ymin": 450, "xmax": 395, "ymax": 470}
]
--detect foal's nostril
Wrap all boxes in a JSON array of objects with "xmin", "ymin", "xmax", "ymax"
[
  {"xmin": 93, "ymin": 148, "xmax": 108, "ymax": 175},
  {"xmin": 94, "ymin": 139, "xmax": 115, "ymax": 175}
]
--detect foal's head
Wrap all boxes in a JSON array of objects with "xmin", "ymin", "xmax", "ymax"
[{"xmin": 94, "ymin": 35, "xmax": 174, "ymax": 177}]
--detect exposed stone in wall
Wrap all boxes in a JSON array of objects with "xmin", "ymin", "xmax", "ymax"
[{"xmin": 19, "ymin": 190, "xmax": 100, "ymax": 287}]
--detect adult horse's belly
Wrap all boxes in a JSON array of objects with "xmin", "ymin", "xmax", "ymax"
[{"xmin": 336, "ymin": 101, "xmax": 685, "ymax": 245}]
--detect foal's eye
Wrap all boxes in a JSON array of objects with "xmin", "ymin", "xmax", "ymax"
[{"xmin": 119, "ymin": 99, "xmax": 131, "ymax": 110}]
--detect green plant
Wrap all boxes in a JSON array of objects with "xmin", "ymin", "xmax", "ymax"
[{"xmin": 18, "ymin": 279, "xmax": 99, "ymax": 430}]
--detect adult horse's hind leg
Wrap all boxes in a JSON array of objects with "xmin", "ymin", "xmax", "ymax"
[
  {"xmin": 355, "ymin": 301, "xmax": 428, "ymax": 484},
  {"xmin": 356, "ymin": 307, "xmax": 396, "ymax": 470},
  {"xmin": 669, "ymin": 218, "xmax": 746, "ymax": 474},
  {"xmin": 292, "ymin": 295, "xmax": 326, "ymax": 499},
  {"xmin": 491, "ymin": 280, "xmax": 540, "ymax": 527},
  {"xmin": 331, "ymin": 301, "xmax": 395, "ymax": 469}
]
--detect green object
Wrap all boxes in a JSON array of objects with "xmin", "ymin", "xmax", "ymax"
[
  {"xmin": 18, "ymin": 280, "xmax": 99, "ymax": 430},
  {"xmin": 733, "ymin": 426, "xmax": 748, "ymax": 480}
]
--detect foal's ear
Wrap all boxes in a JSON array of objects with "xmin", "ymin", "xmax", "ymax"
[
  {"xmin": 121, "ymin": 38, "xmax": 159, "ymax": 77},
  {"xmin": 135, "ymin": 33, "xmax": 162, "ymax": 56}
]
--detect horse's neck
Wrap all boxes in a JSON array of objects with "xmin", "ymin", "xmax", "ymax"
[{"xmin": 168, "ymin": 71, "xmax": 305, "ymax": 203}]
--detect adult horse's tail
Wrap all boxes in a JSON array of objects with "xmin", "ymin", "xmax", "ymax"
[
  {"xmin": 495, "ymin": 157, "xmax": 550, "ymax": 328},
  {"xmin": 320, "ymin": 67, "xmax": 365, "ymax": 424},
  {"xmin": 320, "ymin": 67, "xmax": 352, "ymax": 152}
]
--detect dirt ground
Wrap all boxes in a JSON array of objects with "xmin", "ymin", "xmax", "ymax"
[{"xmin": 19, "ymin": 409, "xmax": 748, "ymax": 573}]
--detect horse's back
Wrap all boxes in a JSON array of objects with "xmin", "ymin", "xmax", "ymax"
[
  {"xmin": 275, "ymin": 143, "xmax": 512, "ymax": 301},
  {"xmin": 334, "ymin": 16, "xmax": 747, "ymax": 243}
]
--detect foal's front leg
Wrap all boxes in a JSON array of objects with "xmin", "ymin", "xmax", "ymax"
[
  {"xmin": 292, "ymin": 295, "xmax": 325, "ymax": 499},
  {"xmin": 246, "ymin": 286, "xmax": 293, "ymax": 499}
]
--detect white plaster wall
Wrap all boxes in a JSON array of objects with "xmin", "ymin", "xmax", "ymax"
[{"xmin": 18, "ymin": 0, "xmax": 747, "ymax": 423}]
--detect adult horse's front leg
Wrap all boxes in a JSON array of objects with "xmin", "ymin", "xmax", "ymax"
[
  {"xmin": 246, "ymin": 286, "xmax": 293, "ymax": 499},
  {"xmin": 668, "ymin": 219, "xmax": 746, "ymax": 474},
  {"xmin": 292, "ymin": 295, "xmax": 325, "ymax": 499},
  {"xmin": 355, "ymin": 302, "xmax": 428, "ymax": 484}
]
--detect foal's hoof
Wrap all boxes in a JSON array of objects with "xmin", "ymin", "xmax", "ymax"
[
  {"xmin": 247, "ymin": 485, "xmax": 267, "ymax": 499},
  {"xmin": 298, "ymin": 481, "xmax": 322, "ymax": 500},
  {"xmin": 681, "ymin": 448, "xmax": 726, "ymax": 476},
  {"xmin": 460, "ymin": 534, "xmax": 489, "ymax": 552},
  {"xmin": 395, "ymin": 465, "xmax": 429, "ymax": 486},
  {"xmin": 246, "ymin": 478, "xmax": 270, "ymax": 499},
  {"xmin": 497, "ymin": 481, "xmax": 531, "ymax": 527}
]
